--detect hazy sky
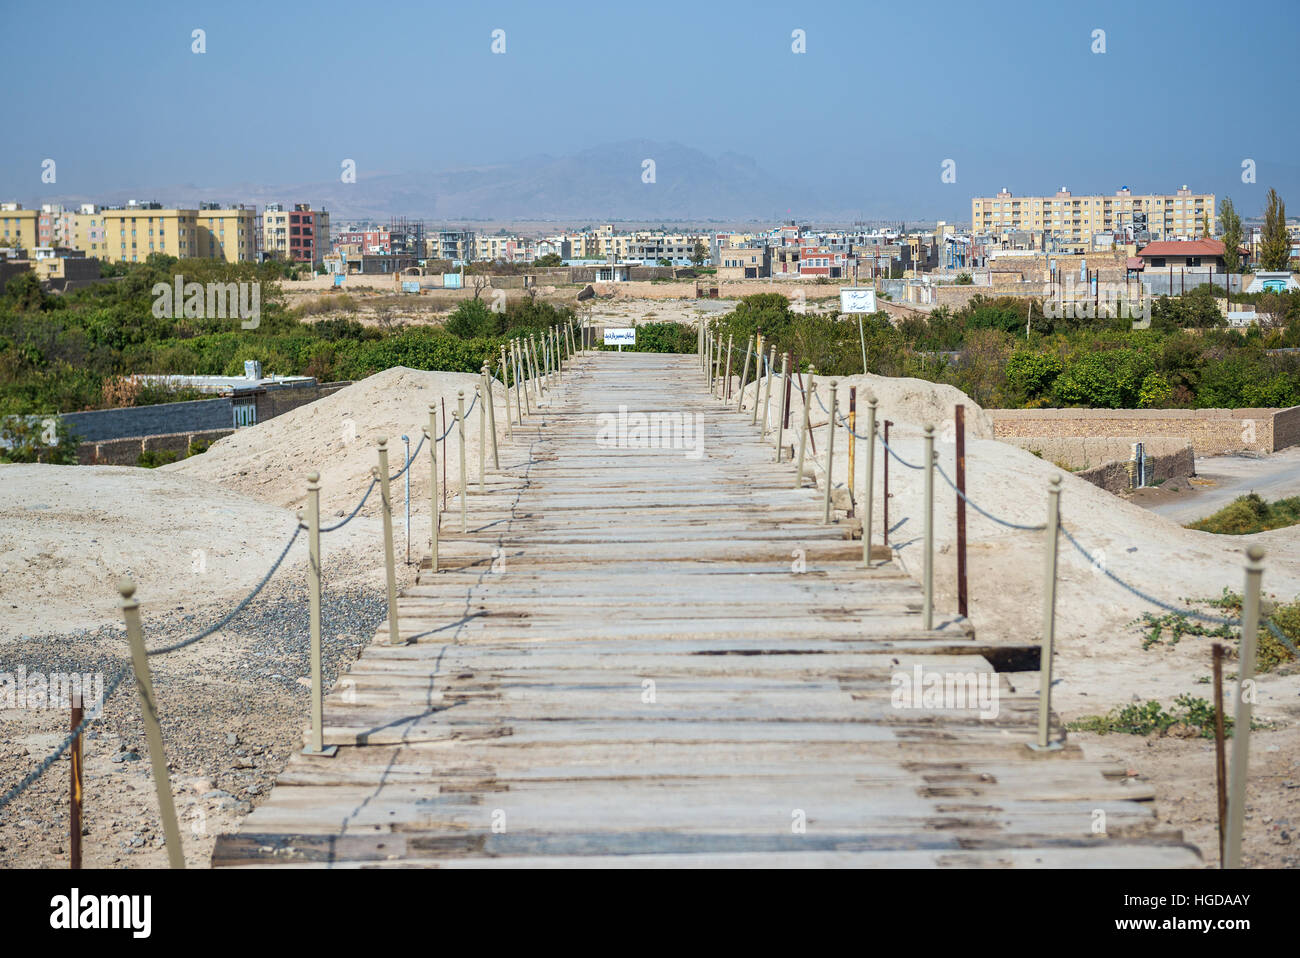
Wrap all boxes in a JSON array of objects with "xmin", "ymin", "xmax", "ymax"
[{"xmin": 3, "ymin": 0, "xmax": 1297, "ymax": 218}]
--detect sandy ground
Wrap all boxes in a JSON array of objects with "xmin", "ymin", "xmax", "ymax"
[
  {"xmin": 1134, "ymin": 447, "xmax": 1300, "ymax": 525},
  {"xmin": 4, "ymin": 328, "xmax": 1297, "ymax": 868},
  {"xmin": 0, "ymin": 366, "xmax": 518, "ymax": 867},
  {"xmin": 730, "ymin": 366, "xmax": 1300, "ymax": 866}
]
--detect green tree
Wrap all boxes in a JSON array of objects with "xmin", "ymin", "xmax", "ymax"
[
  {"xmin": 690, "ymin": 240, "xmax": 708, "ymax": 267},
  {"xmin": 1219, "ymin": 198, "xmax": 1242, "ymax": 274},
  {"xmin": 1260, "ymin": 188, "xmax": 1291, "ymax": 271},
  {"xmin": 532, "ymin": 253, "xmax": 563, "ymax": 267},
  {"xmin": 1004, "ymin": 351, "xmax": 1064, "ymax": 403}
]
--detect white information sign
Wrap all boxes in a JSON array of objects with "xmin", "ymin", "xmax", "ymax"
[
  {"xmin": 604, "ymin": 327, "xmax": 636, "ymax": 346},
  {"xmin": 839, "ymin": 287, "xmax": 877, "ymax": 314}
]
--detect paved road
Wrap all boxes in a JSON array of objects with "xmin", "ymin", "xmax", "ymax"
[{"xmin": 1140, "ymin": 447, "xmax": 1300, "ymax": 524}]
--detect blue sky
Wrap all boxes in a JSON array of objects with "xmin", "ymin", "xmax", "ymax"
[{"xmin": 2, "ymin": 0, "xmax": 1297, "ymax": 218}]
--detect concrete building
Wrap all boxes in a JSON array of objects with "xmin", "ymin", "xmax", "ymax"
[
  {"xmin": 100, "ymin": 203, "xmax": 200, "ymax": 262},
  {"xmin": 972, "ymin": 186, "xmax": 1215, "ymax": 252},
  {"xmin": 195, "ymin": 203, "xmax": 257, "ymax": 262},
  {"xmin": 263, "ymin": 203, "xmax": 330, "ymax": 265},
  {"xmin": 0, "ymin": 203, "xmax": 39, "ymax": 250},
  {"xmin": 717, "ymin": 246, "xmax": 771, "ymax": 280},
  {"xmin": 71, "ymin": 205, "xmax": 107, "ymax": 257},
  {"xmin": 428, "ymin": 229, "xmax": 475, "ymax": 263},
  {"xmin": 1134, "ymin": 239, "xmax": 1226, "ymax": 271}
]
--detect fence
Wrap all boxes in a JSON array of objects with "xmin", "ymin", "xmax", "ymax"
[
  {"xmin": 703, "ymin": 325, "xmax": 1298, "ymax": 868},
  {"xmin": 0, "ymin": 320, "xmax": 581, "ymax": 869}
]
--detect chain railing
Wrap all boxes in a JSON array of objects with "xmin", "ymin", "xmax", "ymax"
[
  {"xmin": 713, "ymin": 354, "xmax": 1293, "ymax": 869},
  {"xmin": 0, "ymin": 373, "xmax": 510, "ymax": 865}
]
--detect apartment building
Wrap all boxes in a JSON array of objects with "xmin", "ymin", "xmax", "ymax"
[
  {"xmin": 427, "ymin": 229, "xmax": 475, "ymax": 263},
  {"xmin": 717, "ymin": 245, "xmax": 770, "ymax": 280},
  {"xmin": 334, "ymin": 228, "xmax": 390, "ymax": 255},
  {"xmin": 971, "ymin": 186, "xmax": 1215, "ymax": 253},
  {"xmin": 195, "ymin": 203, "xmax": 257, "ymax": 262},
  {"xmin": 0, "ymin": 203, "xmax": 39, "ymax": 249},
  {"xmin": 100, "ymin": 203, "xmax": 200, "ymax": 261},
  {"xmin": 475, "ymin": 234, "xmax": 534, "ymax": 262},
  {"xmin": 70, "ymin": 205, "xmax": 107, "ymax": 256},
  {"xmin": 38, "ymin": 204, "xmax": 78, "ymax": 247},
  {"xmin": 263, "ymin": 203, "xmax": 330, "ymax": 265}
]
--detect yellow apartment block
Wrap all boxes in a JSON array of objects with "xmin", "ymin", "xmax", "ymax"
[
  {"xmin": 195, "ymin": 204, "xmax": 257, "ymax": 262},
  {"xmin": 97, "ymin": 204, "xmax": 256, "ymax": 263},
  {"xmin": 100, "ymin": 206, "xmax": 199, "ymax": 262},
  {"xmin": 972, "ymin": 186, "xmax": 1215, "ymax": 246},
  {"xmin": 0, "ymin": 204, "xmax": 39, "ymax": 249}
]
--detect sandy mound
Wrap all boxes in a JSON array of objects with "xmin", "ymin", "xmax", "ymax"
[
  {"xmin": 0, "ymin": 464, "xmax": 383, "ymax": 638},
  {"xmin": 164, "ymin": 367, "xmax": 509, "ymax": 517},
  {"xmin": 739, "ymin": 368, "xmax": 1300, "ymax": 715}
]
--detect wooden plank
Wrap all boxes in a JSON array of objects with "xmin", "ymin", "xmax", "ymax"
[{"xmin": 215, "ymin": 353, "xmax": 1198, "ymax": 869}]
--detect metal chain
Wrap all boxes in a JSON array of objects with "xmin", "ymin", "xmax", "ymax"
[
  {"xmin": 1059, "ymin": 523, "xmax": 1299, "ymax": 657},
  {"xmin": 147, "ymin": 525, "xmax": 303, "ymax": 656},
  {"xmin": 934, "ymin": 463, "xmax": 1047, "ymax": 532},
  {"xmin": 0, "ymin": 670, "xmax": 128, "ymax": 811},
  {"xmin": 387, "ymin": 431, "xmax": 426, "ymax": 482}
]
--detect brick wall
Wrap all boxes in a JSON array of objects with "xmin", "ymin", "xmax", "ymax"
[
  {"xmin": 77, "ymin": 429, "xmax": 234, "ymax": 466},
  {"xmin": 988, "ymin": 407, "xmax": 1300, "ymax": 455},
  {"xmin": 999, "ymin": 436, "xmax": 1192, "ymax": 471}
]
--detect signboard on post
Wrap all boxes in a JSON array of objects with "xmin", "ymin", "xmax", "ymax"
[
  {"xmin": 604, "ymin": 327, "xmax": 636, "ymax": 351},
  {"xmin": 839, "ymin": 287, "xmax": 877, "ymax": 314}
]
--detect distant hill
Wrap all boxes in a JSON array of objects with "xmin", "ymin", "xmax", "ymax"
[{"xmin": 48, "ymin": 141, "xmax": 882, "ymax": 224}]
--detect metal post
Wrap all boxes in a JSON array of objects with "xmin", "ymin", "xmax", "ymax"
[
  {"xmin": 1034, "ymin": 475, "xmax": 1063, "ymax": 749},
  {"xmin": 955, "ymin": 405, "xmax": 968, "ymax": 618},
  {"xmin": 401, "ymin": 434, "xmax": 411, "ymax": 564},
  {"xmin": 823, "ymin": 381, "xmax": 837, "ymax": 523},
  {"xmin": 457, "ymin": 390, "xmax": 468, "ymax": 533},
  {"xmin": 863, "ymin": 398, "xmax": 877, "ymax": 567},
  {"xmin": 428, "ymin": 405, "xmax": 439, "ymax": 573},
  {"xmin": 301, "ymin": 473, "xmax": 334, "ymax": 756},
  {"xmin": 483, "ymin": 365, "xmax": 499, "ymax": 468},
  {"xmin": 500, "ymin": 348, "xmax": 514, "ymax": 435},
  {"xmin": 796, "ymin": 367, "xmax": 815, "ymax": 488},
  {"xmin": 118, "ymin": 580, "xmax": 186, "ymax": 866},
  {"xmin": 923, "ymin": 425, "xmax": 935, "ymax": 630},
  {"xmin": 883, "ymin": 420, "xmax": 892, "ymax": 549},
  {"xmin": 847, "ymin": 387, "xmax": 856, "ymax": 514},
  {"xmin": 724, "ymin": 334, "xmax": 734, "ymax": 401},
  {"xmin": 1213, "ymin": 642, "xmax": 1228, "ymax": 865},
  {"xmin": 737, "ymin": 336, "xmax": 754, "ymax": 413},
  {"xmin": 775, "ymin": 352, "xmax": 790, "ymax": 459},
  {"xmin": 1225, "ymin": 546, "xmax": 1265, "ymax": 869},
  {"xmin": 70, "ymin": 704, "xmax": 82, "ymax": 870},
  {"xmin": 713, "ymin": 333, "xmax": 723, "ymax": 397},
  {"xmin": 476, "ymin": 384, "xmax": 486, "ymax": 493},
  {"xmin": 529, "ymin": 335, "xmax": 542, "ymax": 405},
  {"xmin": 707, "ymin": 332, "xmax": 715, "ymax": 394},
  {"xmin": 761, "ymin": 345, "xmax": 776, "ymax": 436},
  {"xmin": 751, "ymin": 335, "xmax": 764, "ymax": 426},
  {"xmin": 515, "ymin": 339, "xmax": 529, "ymax": 417},
  {"xmin": 377, "ymin": 440, "xmax": 400, "ymax": 645}
]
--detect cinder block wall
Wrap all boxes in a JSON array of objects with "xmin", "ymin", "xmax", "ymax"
[{"xmin": 77, "ymin": 429, "xmax": 234, "ymax": 466}]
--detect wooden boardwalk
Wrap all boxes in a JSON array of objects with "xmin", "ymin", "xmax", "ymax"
[{"xmin": 214, "ymin": 352, "xmax": 1200, "ymax": 867}]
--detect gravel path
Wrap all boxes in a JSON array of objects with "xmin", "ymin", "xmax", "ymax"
[{"xmin": 0, "ymin": 551, "xmax": 415, "ymax": 868}]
